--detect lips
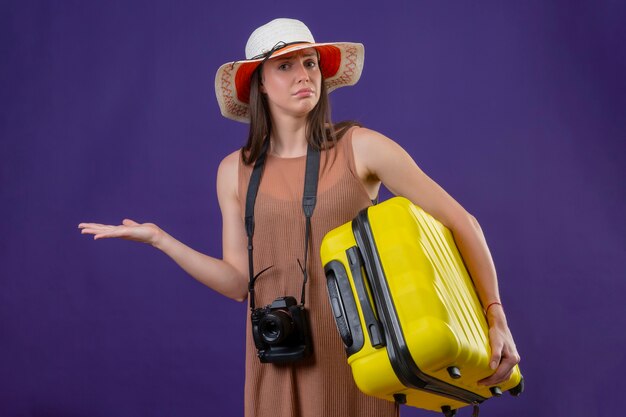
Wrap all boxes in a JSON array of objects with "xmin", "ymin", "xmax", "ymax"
[{"xmin": 294, "ymin": 88, "xmax": 314, "ymax": 96}]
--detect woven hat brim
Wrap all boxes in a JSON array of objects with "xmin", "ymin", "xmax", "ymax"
[{"xmin": 215, "ymin": 42, "xmax": 364, "ymax": 123}]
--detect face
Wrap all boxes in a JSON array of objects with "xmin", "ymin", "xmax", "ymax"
[{"xmin": 260, "ymin": 48, "xmax": 322, "ymax": 119}]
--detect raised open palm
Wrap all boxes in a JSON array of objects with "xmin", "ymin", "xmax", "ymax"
[{"xmin": 78, "ymin": 219, "xmax": 162, "ymax": 245}]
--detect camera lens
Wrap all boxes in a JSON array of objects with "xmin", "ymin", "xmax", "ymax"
[{"xmin": 259, "ymin": 310, "xmax": 294, "ymax": 345}]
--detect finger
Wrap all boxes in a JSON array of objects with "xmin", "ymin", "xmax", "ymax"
[
  {"xmin": 122, "ymin": 219, "xmax": 139, "ymax": 226},
  {"xmin": 80, "ymin": 227, "xmax": 109, "ymax": 235},
  {"xmin": 500, "ymin": 367, "xmax": 515, "ymax": 383},
  {"xmin": 80, "ymin": 225, "xmax": 115, "ymax": 234},
  {"xmin": 88, "ymin": 230, "xmax": 118, "ymax": 239},
  {"xmin": 489, "ymin": 343, "xmax": 503, "ymax": 371},
  {"xmin": 92, "ymin": 231, "xmax": 124, "ymax": 240},
  {"xmin": 96, "ymin": 227, "xmax": 134, "ymax": 238},
  {"xmin": 82, "ymin": 225, "xmax": 126, "ymax": 238},
  {"xmin": 489, "ymin": 357, "xmax": 500, "ymax": 371},
  {"xmin": 478, "ymin": 357, "xmax": 516, "ymax": 386},
  {"xmin": 93, "ymin": 233, "xmax": 121, "ymax": 240},
  {"xmin": 79, "ymin": 222, "xmax": 110, "ymax": 229},
  {"xmin": 480, "ymin": 365, "xmax": 515, "ymax": 387}
]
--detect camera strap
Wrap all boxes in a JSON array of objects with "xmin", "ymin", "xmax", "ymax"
[{"xmin": 245, "ymin": 140, "xmax": 320, "ymax": 310}]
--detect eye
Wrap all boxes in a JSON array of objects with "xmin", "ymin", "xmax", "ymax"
[
  {"xmin": 305, "ymin": 60, "xmax": 317, "ymax": 68},
  {"xmin": 278, "ymin": 63, "xmax": 291, "ymax": 70}
]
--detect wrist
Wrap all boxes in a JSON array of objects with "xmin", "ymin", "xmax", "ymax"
[
  {"xmin": 151, "ymin": 227, "xmax": 169, "ymax": 250},
  {"xmin": 486, "ymin": 304, "xmax": 507, "ymax": 327},
  {"xmin": 485, "ymin": 301, "xmax": 502, "ymax": 315}
]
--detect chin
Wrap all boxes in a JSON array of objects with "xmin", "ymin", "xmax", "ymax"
[
  {"xmin": 288, "ymin": 104, "xmax": 316, "ymax": 118},
  {"xmin": 300, "ymin": 99, "xmax": 320, "ymax": 114}
]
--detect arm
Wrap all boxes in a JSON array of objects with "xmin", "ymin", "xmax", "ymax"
[
  {"xmin": 78, "ymin": 151, "xmax": 249, "ymax": 302},
  {"xmin": 351, "ymin": 127, "xmax": 520, "ymax": 385}
]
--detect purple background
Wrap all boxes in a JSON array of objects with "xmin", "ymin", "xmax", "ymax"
[{"xmin": 1, "ymin": 1, "xmax": 625, "ymax": 416}]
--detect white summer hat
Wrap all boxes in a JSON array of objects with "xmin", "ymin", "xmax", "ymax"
[{"xmin": 214, "ymin": 18, "xmax": 365, "ymax": 122}]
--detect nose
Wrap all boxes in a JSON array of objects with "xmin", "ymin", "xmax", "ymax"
[{"xmin": 294, "ymin": 60, "xmax": 310, "ymax": 83}]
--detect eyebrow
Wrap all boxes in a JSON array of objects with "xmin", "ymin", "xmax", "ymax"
[{"xmin": 275, "ymin": 51, "xmax": 317, "ymax": 61}]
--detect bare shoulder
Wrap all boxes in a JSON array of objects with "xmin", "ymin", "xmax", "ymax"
[
  {"xmin": 351, "ymin": 127, "xmax": 409, "ymax": 177},
  {"xmin": 218, "ymin": 149, "xmax": 241, "ymax": 173},
  {"xmin": 351, "ymin": 126, "xmax": 389, "ymax": 148},
  {"xmin": 352, "ymin": 127, "xmax": 405, "ymax": 158},
  {"xmin": 217, "ymin": 149, "xmax": 241, "ymax": 201}
]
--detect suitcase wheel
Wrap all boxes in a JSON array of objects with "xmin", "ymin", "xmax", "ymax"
[
  {"xmin": 508, "ymin": 377, "xmax": 525, "ymax": 397},
  {"xmin": 393, "ymin": 393, "xmax": 407, "ymax": 405},
  {"xmin": 489, "ymin": 386, "xmax": 503, "ymax": 396},
  {"xmin": 441, "ymin": 405, "xmax": 457, "ymax": 417},
  {"xmin": 446, "ymin": 366, "xmax": 461, "ymax": 379}
]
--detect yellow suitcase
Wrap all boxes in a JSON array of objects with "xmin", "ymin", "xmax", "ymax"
[{"xmin": 320, "ymin": 197, "xmax": 523, "ymax": 416}]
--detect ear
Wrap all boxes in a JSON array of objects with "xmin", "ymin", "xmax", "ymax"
[{"xmin": 259, "ymin": 76, "xmax": 266, "ymax": 94}]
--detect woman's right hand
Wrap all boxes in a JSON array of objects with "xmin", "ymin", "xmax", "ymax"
[{"xmin": 78, "ymin": 219, "xmax": 164, "ymax": 246}]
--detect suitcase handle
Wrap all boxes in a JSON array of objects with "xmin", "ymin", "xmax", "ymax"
[
  {"xmin": 347, "ymin": 246, "xmax": 385, "ymax": 348},
  {"xmin": 325, "ymin": 260, "xmax": 366, "ymax": 355}
]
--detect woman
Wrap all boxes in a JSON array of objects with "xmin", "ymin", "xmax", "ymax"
[{"xmin": 79, "ymin": 18, "xmax": 520, "ymax": 417}]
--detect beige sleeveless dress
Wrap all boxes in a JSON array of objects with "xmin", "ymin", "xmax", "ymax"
[{"xmin": 237, "ymin": 127, "xmax": 398, "ymax": 417}]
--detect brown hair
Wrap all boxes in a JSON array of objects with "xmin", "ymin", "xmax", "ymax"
[{"xmin": 241, "ymin": 62, "xmax": 360, "ymax": 165}]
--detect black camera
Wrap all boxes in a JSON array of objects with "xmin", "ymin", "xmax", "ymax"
[{"xmin": 251, "ymin": 296, "xmax": 312, "ymax": 363}]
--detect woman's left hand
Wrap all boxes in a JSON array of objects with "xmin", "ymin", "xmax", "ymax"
[{"xmin": 478, "ymin": 306, "xmax": 521, "ymax": 387}]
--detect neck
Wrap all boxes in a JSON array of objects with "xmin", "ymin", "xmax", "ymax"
[{"xmin": 269, "ymin": 115, "xmax": 309, "ymax": 158}]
